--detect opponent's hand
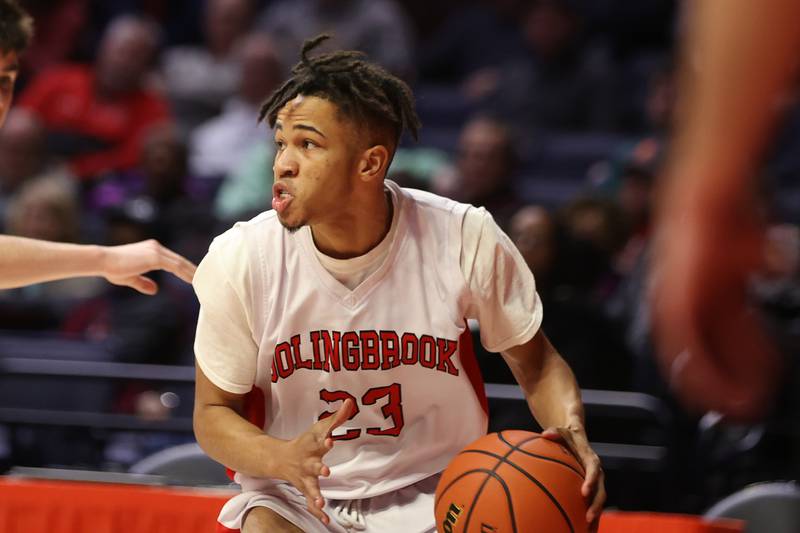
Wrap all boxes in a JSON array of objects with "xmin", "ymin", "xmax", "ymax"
[
  {"xmin": 277, "ymin": 399, "xmax": 355, "ymax": 525},
  {"xmin": 542, "ymin": 425, "xmax": 605, "ymax": 532},
  {"xmin": 100, "ymin": 239, "xmax": 197, "ymax": 294}
]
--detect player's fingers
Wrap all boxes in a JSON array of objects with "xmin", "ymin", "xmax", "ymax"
[
  {"xmin": 155, "ymin": 246, "xmax": 197, "ymax": 284},
  {"xmin": 318, "ymin": 462, "xmax": 330, "ymax": 477},
  {"xmin": 317, "ymin": 398, "xmax": 355, "ymax": 437},
  {"xmin": 586, "ymin": 468, "xmax": 606, "ymax": 526},
  {"xmin": 302, "ymin": 478, "xmax": 328, "ymax": 524},
  {"xmin": 303, "ymin": 476, "xmax": 324, "ymax": 506},
  {"xmin": 580, "ymin": 451, "xmax": 602, "ymax": 495},
  {"xmin": 589, "ymin": 514, "xmax": 600, "ymax": 533},
  {"xmin": 118, "ymin": 275, "xmax": 159, "ymax": 295},
  {"xmin": 540, "ymin": 427, "xmax": 566, "ymax": 443}
]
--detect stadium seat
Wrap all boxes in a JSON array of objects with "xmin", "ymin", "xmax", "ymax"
[
  {"xmin": 485, "ymin": 382, "xmax": 675, "ymax": 510},
  {"xmin": 704, "ymin": 481, "xmax": 800, "ymax": 533},
  {"xmin": 129, "ymin": 442, "xmax": 230, "ymax": 487}
]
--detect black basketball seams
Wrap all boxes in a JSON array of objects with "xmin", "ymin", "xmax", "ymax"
[
  {"xmin": 436, "ymin": 470, "xmax": 493, "ymax": 512},
  {"xmin": 436, "ymin": 469, "xmax": 518, "ymax": 532},
  {"xmin": 496, "ymin": 431, "xmax": 585, "ymax": 478},
  {"xmin": 456, "ymin": 441, "xmax": 519, "ymax": 533},
  {"xmin": 456, "ymin": 448, "xmax": 577, "ymax": 532},
  {"xmin": 453, "ymin": 468, "xmax": 518, "ymax": 533},
  {"xmin": 496, "ymin": 431, "xmax": 577, "ymax": 533}
]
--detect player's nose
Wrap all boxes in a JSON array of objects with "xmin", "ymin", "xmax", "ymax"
[{"xmin": 274, "ymin": 149, "xmax": 299, "ymax": 178}]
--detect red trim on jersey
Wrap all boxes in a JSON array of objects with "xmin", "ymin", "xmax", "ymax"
[
  {"xmin": 458, "ymin": 323, "xmax": 488, "ymax": 414},
  {"xmin": 225, "ymin": 385, "xmax": 267, "ymax": 480}
]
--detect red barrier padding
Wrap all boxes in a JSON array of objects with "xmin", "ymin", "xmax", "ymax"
[{"xmin": 0, "ymin": 477, "xmax": 233, "ymax": 533}]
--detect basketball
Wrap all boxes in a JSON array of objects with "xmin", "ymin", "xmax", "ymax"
[{"xmin": 435, "ymin": 430, "xmax": 588, "ymax": 533}]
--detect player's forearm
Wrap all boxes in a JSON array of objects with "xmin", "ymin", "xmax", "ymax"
[
  {"xmin": 666, "ymin": 0, "xmax": 800, "ymax": 214},
  {"xmin": 193, "ymin": 403, "xmax": 288, "ymax": 479},
  {"xmin": 0, "ymin": 236, "xmax": 104, "ymax": 289},
  {"xmin": 502, "ymin": 332, "xmax": 585, "ymax": 431}
]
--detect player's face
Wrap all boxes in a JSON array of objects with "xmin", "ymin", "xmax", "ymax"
[
  {"xmin": 272, "ymin": 95, "xmax": 362, "ymax": 231},
  {"xmin": 0, "ymin": 50, "xmax": 20, "ymax": 129}
]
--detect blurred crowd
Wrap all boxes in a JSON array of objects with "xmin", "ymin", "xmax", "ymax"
[{"xmin": 2, "ymin": 0, "xmax": 800, "ymax": 508}]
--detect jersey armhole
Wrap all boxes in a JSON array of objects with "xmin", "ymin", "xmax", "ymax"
[{"xmin": 195, "ymin": 352, "xmax": 254, "ymax": 395}]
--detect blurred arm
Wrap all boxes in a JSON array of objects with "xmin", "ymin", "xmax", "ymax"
[
  {"xmin": 0, "ymin": 236, "xmax": 195, "ymax": 293},
  {"xmin": 652, "ymin": 0, "xmax": 800, "ymax": 420},
  {"xmin": 665, "ymin": 0, "xmax": 800, "ymax": 212},
  {"xmin": 0, "ymin": 235, "xmax": 105, "ymax": 288}
]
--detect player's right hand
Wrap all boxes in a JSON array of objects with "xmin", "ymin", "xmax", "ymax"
[
  {"xmin": 101, "ymin": 239, "xmax": 197, "ymax": 294},
  {"xmin": 277, "ymin": 398, "xmax": 355, "ymax": 525}
]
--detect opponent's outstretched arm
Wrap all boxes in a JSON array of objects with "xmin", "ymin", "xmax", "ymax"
[
  {"xmin": 0, "ymin": 235, "xmax": 196, "ymax": 293},
  {"xmin": 652, "ymin": 0, "xmax": 800, "ymax": 420}
]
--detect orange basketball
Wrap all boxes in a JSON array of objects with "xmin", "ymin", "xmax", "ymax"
[{"xmin": 435, "ymin": 430, "xmax": 588, "ymax": 533}]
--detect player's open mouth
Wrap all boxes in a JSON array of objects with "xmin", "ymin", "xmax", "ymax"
[{"xmin": 272, "ymin": 183, "xmax": 294, "ymax": 214}]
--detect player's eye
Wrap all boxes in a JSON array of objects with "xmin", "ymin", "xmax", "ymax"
[
  {"xmin": 302, "ymin": 140, "xmax": 317, "ymax": 149},
  {"xmin": 274, "ymin": 140, "xmax": 285, "ymax": 150}
]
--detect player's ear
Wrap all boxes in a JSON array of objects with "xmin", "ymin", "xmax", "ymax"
[{"xmin": 358, "ymin": 144, "xmax": 390, "ymax": 183}]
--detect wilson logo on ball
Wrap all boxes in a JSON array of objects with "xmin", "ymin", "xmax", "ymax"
[{"xmin": 441, "ymin": 502, "xmax": 463, "ymax": 532}]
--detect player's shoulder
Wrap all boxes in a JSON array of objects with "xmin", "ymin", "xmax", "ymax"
[
  {"xmin": 395, "ymin": 183, "xmax": 491, "ymax": 234},
  {"xmin": 208, "ymin": 210, "xmax": 281, "ymax": 257},
  {"xmin": 394, "ymin": 182, "xmax": 470, "ymax": 218}
]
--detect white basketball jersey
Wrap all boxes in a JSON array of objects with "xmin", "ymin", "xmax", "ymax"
[{"xmin": 226, "ymin": 182, "xmax": 488, "ymax": 500}]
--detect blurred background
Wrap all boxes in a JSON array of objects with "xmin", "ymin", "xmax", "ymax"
[{"xmin": 1, "ymin": 0, "xmax": 799, "ymax": 519}]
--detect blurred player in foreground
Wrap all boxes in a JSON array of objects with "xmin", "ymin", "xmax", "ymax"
[
  {"xmin": 652, "ymin": 0, "xmax": 800, "ymax": 420},
  {"xmin": 0, "ymin": 0, "xmax": 195, "ymax": 292}
]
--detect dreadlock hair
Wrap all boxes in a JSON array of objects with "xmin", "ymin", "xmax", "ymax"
[
  {"xmin": 0, "ymin": 0, "xmax": 33, "ymax": 53},
  {"xmin": 259, "ymin": 34, "xmax": 420, "ymax": 152}
]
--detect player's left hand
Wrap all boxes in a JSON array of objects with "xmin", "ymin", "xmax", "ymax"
[
  {"xmin": 101, "ymin": 239, "xmax": 197, "ymax": 294},
  {"xmin": 542, "ymin": 425, "xmax": 605, "ymax": 532}
]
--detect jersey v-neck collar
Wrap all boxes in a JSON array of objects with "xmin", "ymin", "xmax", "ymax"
[{"xmin": 296, "ymin": 181, "xmax": 407, "ymax": 309}]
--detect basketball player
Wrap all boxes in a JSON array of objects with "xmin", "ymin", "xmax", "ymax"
[
  {"xmin": 652, "ymin": 0, "xmax": 800, "ymax": 421},
  {"xmin": 193, "ymin": 35, "xmax": 605, "ymax": 533},
  {"xmin": 0, "ymin": 0, "xmax": 195, "ymax": 292}
]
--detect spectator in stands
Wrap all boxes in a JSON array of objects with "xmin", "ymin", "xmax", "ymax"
[
  {"xmin": 6, "ymin": 176, "xmax": 80, "ymax": 248},
  {"xmin": 90, "ymin": 125, "xmax": 216, "ymax": 263},
  {"xmin": 509, "ymin": 202, "xmax": 632, "ymax": 390},
  {"xmin": 431, "ymin": 115, "xmax": 522, "ymax": 230},
  {"xmin": 19, "ymin": 15, "xmax": 170, "ymax": 181},
  {"xmin": 161, "ymin": 0, "xmax": 255, "ymax": 132},
  {"xmin": 0, "ymin": 0, "xmax": 196, "ymax": 297},
  {"xmin": 90, "ymin": 125, "xmax": 192, "ymax": 212},
  {"xmin": 510, "ymin": 205, "xmax": 557, "ymax": 285},
  {"xmin": 559, "ymin": 196, "xmax": 627, "ymax": 301},
  {"xmin": 469, "ymin": 0, "xmax": 617, "ymax": 132},
  {"xmin": 15, "ymin": 0, "xmax": 87, "ymax": 84},
  {"xmin": 213, "ymin": 140, "xmax": 275, "ymax": 222},
  {"xmin": 590, "ymin": 137, "xmax": 661, "ymax": 277},
  {"xmin": 257, "ymin": 0, "xmax": 414, "ymax": 79},
  {"xmin": 0, "ymin": 109, "xmax": 74, "ymax": 229},
  {"xmin": 62, "ymin": 199, "xmax": 185, "ymax": 364},
  {"xmin": 3, "ymin": 176, "xmax": 104, "ymax": 301},
  {"xmin": 189, "ymin": 33, "xmax": 282, "ymax": 180}
]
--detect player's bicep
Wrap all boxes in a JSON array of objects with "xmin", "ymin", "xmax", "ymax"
[{"xmin": 500, "ymin": 329, "xmax": 550, "ymax": 381}]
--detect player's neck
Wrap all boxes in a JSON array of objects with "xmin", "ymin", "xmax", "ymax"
[{"xmin": 311, "ymin": 187, "xmax": 393, "ymax": 260}]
